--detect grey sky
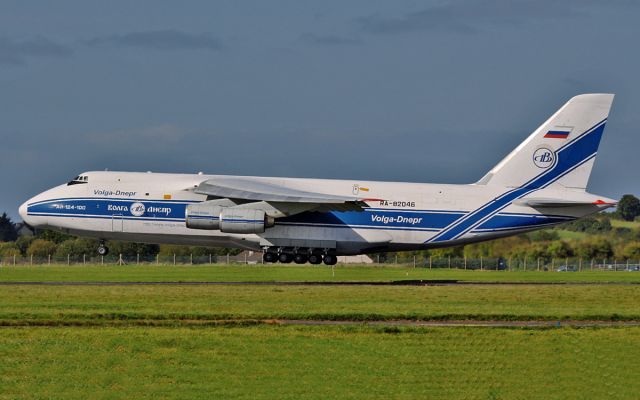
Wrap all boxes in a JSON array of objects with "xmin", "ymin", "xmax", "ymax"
[{"xmin": 1, "ymin": 0, "xmax": 639, "ymax": 219}]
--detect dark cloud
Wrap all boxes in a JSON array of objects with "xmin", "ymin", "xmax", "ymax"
[
  {"xmin": 0, "ymin": 36, "xmax": 72, "ymax": 66},
  {"xmin": 87, "ymin": 30, "xmax": 222, "ymax": 51},
  {"xmin": 357, "ymin": 0, "xmax": 634, "ymax": 35},
  {"xmin": 300, "ymin": 33, "xmax": 362, "ymax": 46}
]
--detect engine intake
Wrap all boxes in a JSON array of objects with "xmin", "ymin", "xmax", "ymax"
[{"xmin": 185, "ymin": 202, "xmax": 275, "ymax": 234}]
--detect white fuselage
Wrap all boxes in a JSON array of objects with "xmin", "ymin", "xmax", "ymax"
[{"xmin": 19, "ymin": 171, "xmax": 608, "ymax": 255}]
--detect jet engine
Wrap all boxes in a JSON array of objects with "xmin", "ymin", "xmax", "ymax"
[{"xmin": 185, "ymin": 201, "xmax": 275, "ymax": 234}]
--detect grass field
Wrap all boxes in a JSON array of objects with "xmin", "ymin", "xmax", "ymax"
[
  {"xmin": 1, "ymin": 325, "xmax": 638, "ymax": 399},
  {"xmin": 610, "ymin": 219, "xmax": 640, "ymax": 229},
  {"xmin": 0, "ymin": 283, "xmax": 639, "ymax": 325},
  {"xmin": 2, "ymin": 264, "xmax": 640, "ymax": 283},
  {"xmin": 555, "ymin": 229, "xmax": 589, "ymax": 240},
  {"xmin": 1, "ymin": 265, "xmax": 638, "ymax": 399}
]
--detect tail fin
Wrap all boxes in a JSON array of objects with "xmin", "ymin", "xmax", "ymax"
[{"xmin": 478, "ymin": 93, "xmax": 614, "ymax": 190}]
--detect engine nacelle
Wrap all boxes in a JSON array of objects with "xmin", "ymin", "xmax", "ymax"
[
  {"xmin": 219, "ymin": 208, "xmax": 275, "ymax": 234},
  {"xmin": 185, "ymin": 202, "xmax": 275, "ymax": 234},
  {"xmin": 185, "ymin": 202, "xmax": 223, "ymax": 230}
]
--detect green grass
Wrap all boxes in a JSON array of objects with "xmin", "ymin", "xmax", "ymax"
[
  {"xmin": 1, "ymin": 325, "xmax": 638, "ymax": 399},
  {"xmin": 2, "ymin": 264, "xmax": 640, "ymax": 283},
  {"xmin": 2, "ymin": 265, "xmax": 638, "ymax": 399},
  {"xmin": 1, "ymin": 283, "xmax": 638, "ymax": 324},
  {"xmin": 610, "ymin": 219, "xmax": 640, "ymax": 229}
]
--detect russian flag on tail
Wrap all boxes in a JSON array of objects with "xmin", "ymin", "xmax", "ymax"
[{"xmin": 544, "ymin": 130, "xmax": 570, "ymax": 139}]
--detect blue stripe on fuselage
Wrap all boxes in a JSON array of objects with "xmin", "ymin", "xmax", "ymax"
[
  {"xmin": 426, "ymin": 119, "xmax": 606, "ymax": 243},
  {"xmin": 28, "ymin": 198, "xmax": 577, "ymax": 235}
]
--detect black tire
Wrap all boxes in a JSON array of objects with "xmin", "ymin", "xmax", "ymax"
[
  {"xmin": 278, "ymin": 253, "xmax": 293, "ymax": 263},
  {"xmin": 293, "ymin": 254, "xmax": 308, "ymax": 264},
  {"xmin": 308, "ymin": 254, "xmax": 322, "ymax": 265},
  {"xmin": 97, "ymin": 246, "xmax": 109, "ymax": 256},
  {"xmin": 323, "ymin": 255, "xmax": 337, "ymax": 265},
  {"xmin": 263, "ymin": 252, "xmax": 277, "ymax": 263}
]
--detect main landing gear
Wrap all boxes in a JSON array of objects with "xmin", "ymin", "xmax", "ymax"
[
  {"xmin": 97, "ymin": 241, "xmax": 109, "ymax": 256},
  {"xmin": 263, "ymin": 248, "xmax": 337, "ymax": 265}
]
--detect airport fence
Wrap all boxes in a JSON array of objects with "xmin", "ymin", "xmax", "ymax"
[
  {"xmin": 1, "ymin": 253, "xmax": 640, "ymax": 271},
  {"xmin": 375, "ymin": 255, "xmax": 640, "ymax": 272}
]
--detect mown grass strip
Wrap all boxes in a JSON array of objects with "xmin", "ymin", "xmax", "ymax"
[
  {"xmin": 1, "ymin": 284, "xmax": 638, "ymax": 324},
  {"xmin": 3, "ymin": 264, "xmax": 640, "ymax": 283},
  {"xmin": 2, "ymin": 325, "xmax": 639, "ymax": 399}
]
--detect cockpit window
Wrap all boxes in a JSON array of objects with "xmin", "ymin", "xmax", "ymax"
[{"xmin": 67, "ymin": 175, "xmax": 89, "ymax": 186}]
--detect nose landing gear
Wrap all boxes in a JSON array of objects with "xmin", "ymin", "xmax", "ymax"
[{"xmin": 97, "ymin": 241, "xmax": 109, "ymax": 256}]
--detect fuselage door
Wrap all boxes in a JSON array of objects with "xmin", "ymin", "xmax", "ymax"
[{"xmin": 112, "ymin": 214, "xmax": 124, "ymax": 232}]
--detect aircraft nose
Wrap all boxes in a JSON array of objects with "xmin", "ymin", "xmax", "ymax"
[{"xmin": 19, "ymin": 200, "xmax": 29, "ymax": 223}]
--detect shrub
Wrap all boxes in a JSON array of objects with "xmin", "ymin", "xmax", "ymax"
[
  {"xmin": 547, "ymin": 240, "xmax": 573, "ymax": 258},
  {"xmin": 0, "ymin": 242, "xmax": 20, "ymax": 257},
  {"xmin": 562, "ymin": 218, "xmax": 611, "ymax": 234},
  {"xmin": 15, "ymin": 236, "xmax": 35, "ymax": 256},
  {"xmin": 26, "ymin": 239, "xmax": 57, "ymax": 258},
  {"xmin": 54, "ymin": 238, "xmax": 99, "ymax": 258},
  {"xmin": 621, "ymin": 242, "xmax": 640, "ymax": 260},
  {"xmin": 572, "ymin": 238, "xmax": 614, "ymax": 259}
]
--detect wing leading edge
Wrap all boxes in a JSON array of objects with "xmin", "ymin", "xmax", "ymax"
[{"xmin": 193, "ymin": 177, "xmax": 377, "ymax": 216}]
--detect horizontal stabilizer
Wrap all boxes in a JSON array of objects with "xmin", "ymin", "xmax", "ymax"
[{"xmin": 514, "ymin": 198, "xmax": 616, "ymax": 208}]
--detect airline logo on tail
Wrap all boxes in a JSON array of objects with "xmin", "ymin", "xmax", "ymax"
[{"xmin": 533, "ymin": 147, "xmax": 555, "ymax": 168}]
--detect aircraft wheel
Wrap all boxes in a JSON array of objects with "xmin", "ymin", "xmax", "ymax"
[
  {"xmin": 97, "ymin": 245, "xmax": 109, "ymax": 256},
  {"xmin": 293, "ymin": 254, "xmax": 308, "ymax": 264},
  {"xmin": 278, "ymin": 253, "xmax": 293, "ymax": 263},
  {"xmin": 308, "ymin": 254, "xmax": 322, "ymax": 265},
  {"xmin": 263, "ymin": 252, "xmax": 277, "ymax": 263},
  {"xmin": 323, "ymin": 255, "xmax": 337, "ymax": 266}
]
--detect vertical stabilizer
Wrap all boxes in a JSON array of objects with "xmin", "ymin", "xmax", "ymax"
[{"xmin": 478, "ymin": 94, "xmax": 614, "ymax": 190}]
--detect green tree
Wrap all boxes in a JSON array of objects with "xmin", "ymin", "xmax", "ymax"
[
  {"xmin": 562, "ymin": 217, "xmax": 611, "ymax": 234},
  {"xmin": 617, "ymin": 194, "xmax": 640, "ymax": 221},
  {"xmin": 0, "ymin": 213, "xmax": 18, "ymax": 242},
  {"xmin": 36, "ymin": 229, "xmax": 72, "ymax": 244}
]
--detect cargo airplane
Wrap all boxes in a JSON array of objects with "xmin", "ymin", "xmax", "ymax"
[{"xmin": 20, "ymin": 94, "xmax": 617, "ymax": 265}]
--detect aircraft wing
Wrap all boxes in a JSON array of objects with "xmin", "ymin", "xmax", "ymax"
[{"xmin": 193, "ymin": 177, "xmax": 372, "ymax": 215}]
